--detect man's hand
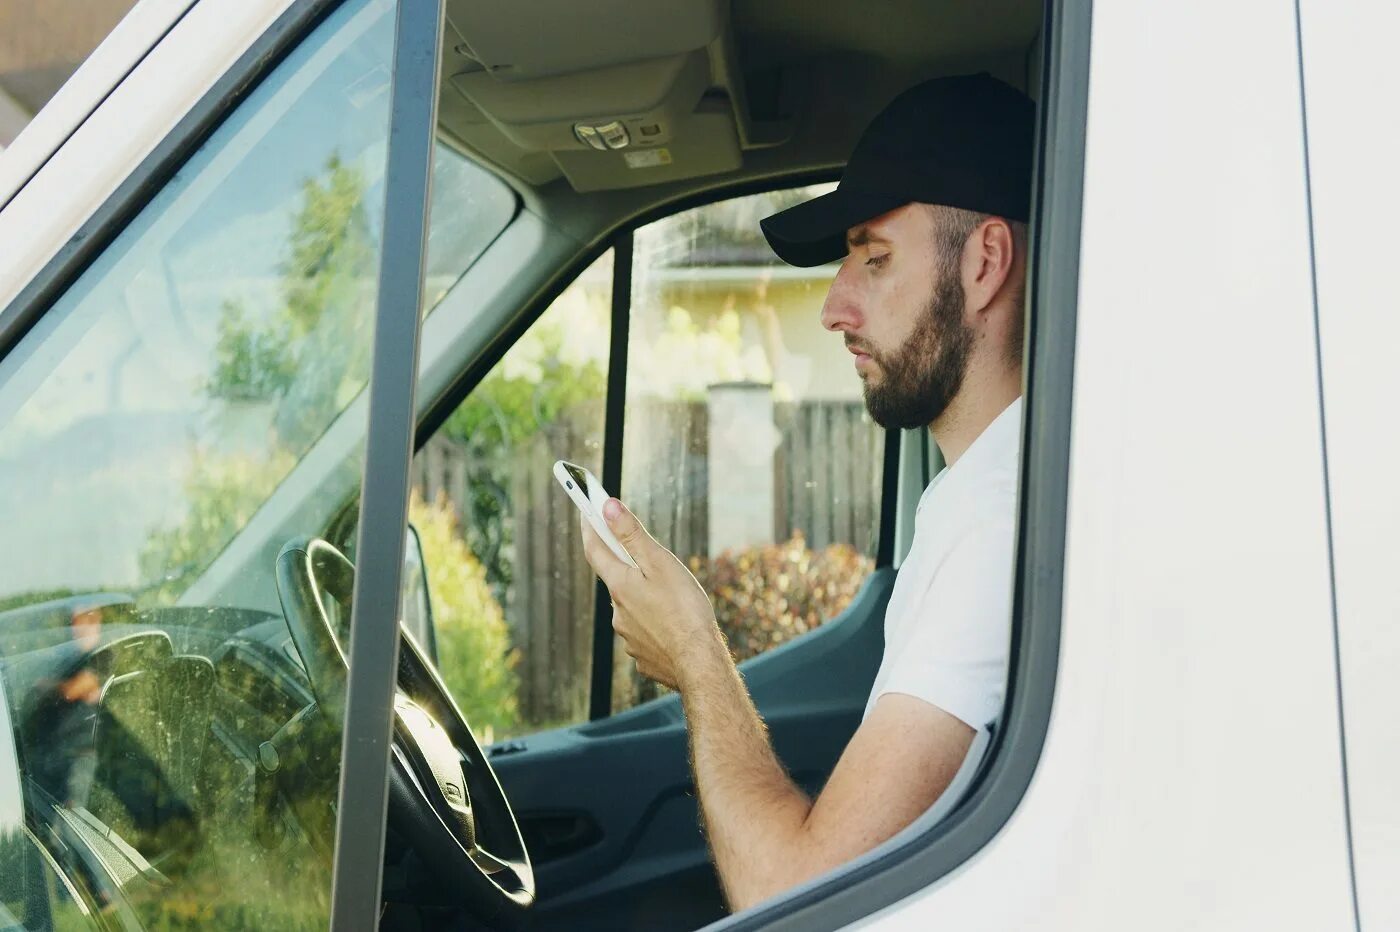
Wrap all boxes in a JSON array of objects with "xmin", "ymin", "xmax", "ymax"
[{"xmin": 578, "ymin": 498, "xmax": 727, "ymax": 688}]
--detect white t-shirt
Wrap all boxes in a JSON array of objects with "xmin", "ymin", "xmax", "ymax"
[{"xmin": 862, "ymin": 397, "xmax": 1022, "ymax": 730}]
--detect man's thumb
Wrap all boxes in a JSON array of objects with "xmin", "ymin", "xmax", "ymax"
[{"xmin": 603, "ymin": 498, "xmax": 650, "ymax": 550}]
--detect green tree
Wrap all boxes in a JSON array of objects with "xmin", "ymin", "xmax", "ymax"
[
  {"xmin": 207, "ymin": 299, "xmax": 296, "ymax": 402},
  {"xmin": 144, "ymin": 155, "xmax": 374, "ymax": 605},
  {"xmin": 281, "ymin": 155, "xmax": 374, "ymax": 342},
  {"xmin": 203, "ymin": 155, "xmax": 375, "ymax": 449}
]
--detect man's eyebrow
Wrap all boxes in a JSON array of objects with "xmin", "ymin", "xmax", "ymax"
[{"xmin": 846, "ymin": 226, "xmax": 891, "ymax": 248}]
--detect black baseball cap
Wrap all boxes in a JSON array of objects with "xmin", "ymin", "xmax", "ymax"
[{"xmin": 760, "ymin": 73, "xmax": 1035, "ymax": 268}]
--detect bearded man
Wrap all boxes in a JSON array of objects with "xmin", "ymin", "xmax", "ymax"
[{"xmin": 579, "ymin": 73, "xmax": 1032, "ymax": 911}]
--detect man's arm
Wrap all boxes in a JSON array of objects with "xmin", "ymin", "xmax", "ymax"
[
  {"xmin": 579, "ymin": 499, "xmax": 975, "ymax": 911},
  {"xmin": 678, "ymin": 645, "xmax": 972, "ymax": 910}
]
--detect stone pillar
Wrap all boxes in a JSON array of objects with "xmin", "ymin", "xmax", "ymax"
[{"xmin": 707, "ymin": 381, "xmax": 778, "ymax": 555}]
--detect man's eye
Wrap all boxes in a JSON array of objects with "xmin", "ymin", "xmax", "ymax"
[{"xmin": 866, "ymin": 254, "xmax": 890, "ymax": 268}]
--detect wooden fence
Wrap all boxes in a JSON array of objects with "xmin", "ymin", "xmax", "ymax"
[
  {"xmin": 774, "ymin": 401, "xmax": 885, "ymax": 555},
  {"xmin": 620, "ymin": 400, "xmax": 709, "ymax": 561},
  {"xmin": 412, "ymin": 398, "xmax": 883, "ymax": 725}
]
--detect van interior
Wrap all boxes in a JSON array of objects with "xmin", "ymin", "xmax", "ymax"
[{"xmin": 408, "ymin": 3, "xmax": 1044, "ymax": 928}]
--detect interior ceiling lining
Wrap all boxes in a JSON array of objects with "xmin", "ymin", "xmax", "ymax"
[
  {"xmin": 437, "ymin": 0, "xmax": 1043, "ymax": 195},
  {"xmin": 443, "ymin": 0, "xmax": 724, "ymax": 81}
]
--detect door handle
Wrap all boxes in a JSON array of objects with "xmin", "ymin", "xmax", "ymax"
[{"xmin": 518, "ymin": 811, "xmax": 602, "ymax": 862}]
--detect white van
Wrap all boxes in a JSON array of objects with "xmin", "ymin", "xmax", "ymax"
[{"xmin": 0, "ymin": 0, "xmax": 1392, "ymax": 929}]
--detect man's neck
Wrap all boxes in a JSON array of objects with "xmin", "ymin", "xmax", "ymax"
[{"xmin": 930, "ymin": 367, "xmax": 1022, "ymax": 467}]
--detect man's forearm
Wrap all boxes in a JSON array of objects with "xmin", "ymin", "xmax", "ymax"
[
  {"xmin": 678, "ymin": 638, "xmax": 817, "ymax": 911},
  {"xmin": 583, "ymin": 499, "xmax": 977, "ymax": 912}
]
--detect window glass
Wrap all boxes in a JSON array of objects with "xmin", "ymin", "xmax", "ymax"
[
  {"xmin": 617, "ymin": 186, "xmax": 883, "ymax": 708},
  {"xmin": 411, "ymin": 252, "xmax": 612, "ymax": 740},
  {"xmin": 423, "ymin": 144, "xmax": 515, "ymax": 312},
  {"xmin": 0, "ymin": 0, "xmax": 513, "ymax": 926}
]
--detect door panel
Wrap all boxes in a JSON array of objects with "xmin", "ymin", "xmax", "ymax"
[{"xmin": 491, "ymin": 570, "xmax": 893, "ymax": 930}]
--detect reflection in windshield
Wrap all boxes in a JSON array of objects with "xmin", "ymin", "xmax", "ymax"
[
  {"xmin": 0, "ymin": 142, "xmax": 509, "ymax": 613},
  {"xmin": 137, "ymin": 154, "xmax": 374, "ymax": 606}
]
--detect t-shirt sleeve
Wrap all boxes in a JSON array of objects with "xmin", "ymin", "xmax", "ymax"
[{"xmin": 875, "ymin": 519, "xmax": 1016, "ymax": 730}]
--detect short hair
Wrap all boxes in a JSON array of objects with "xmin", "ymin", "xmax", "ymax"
[{"xmin": 927, "ymin": 204, "xmax": 1028, "ymax": 362}]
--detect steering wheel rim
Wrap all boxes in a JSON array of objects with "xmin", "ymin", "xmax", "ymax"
[{"xmin": 275, "ymin": 536, "xmax": 535, "ymax": 926}]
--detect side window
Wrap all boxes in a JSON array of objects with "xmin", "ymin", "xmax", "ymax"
[
  {"xmin": 0, "ymin": 0, "xmax": 510, "ymax": 927},
  {"xmin": 412, "ymin": 253, "xmax": 613, "ymax": 741},
  {"xmin": 415, "ymin": 188, "xmax": 885, "ymax": 731},
  {"xmin": 616, "ymin": 187, "xmax": 883, "ymax": 708}
]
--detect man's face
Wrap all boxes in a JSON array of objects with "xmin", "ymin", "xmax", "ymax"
[{"xmin": 820, "ymin": 204, "xmax": 972, "ymax": 430}]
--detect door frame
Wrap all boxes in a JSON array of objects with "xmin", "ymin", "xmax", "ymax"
[
  {"xmin": 330, "ymin": 0, "xmax": 445, "ymax": 923},
  {"xmin": 0, "ymin": 0, "xmax": 452, "ymax": 924}
]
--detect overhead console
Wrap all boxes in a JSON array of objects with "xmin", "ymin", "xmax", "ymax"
[{"xmin": 438, "ymin": 0, "xmax": 794, "ymax": 191}]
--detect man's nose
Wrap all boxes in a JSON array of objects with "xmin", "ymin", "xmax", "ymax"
[{"xmin": 820, "ymin": 261, "xmax": 864, "ymax": 333}]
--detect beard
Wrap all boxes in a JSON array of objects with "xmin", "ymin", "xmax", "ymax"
[{"xmin": 856, "ymin": 273, "xmax": 973, "ymax": 431}]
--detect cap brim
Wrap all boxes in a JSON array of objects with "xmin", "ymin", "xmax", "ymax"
[{"xmin": 760, "ymin": 189, "xmax": 907, "ymax": 268}]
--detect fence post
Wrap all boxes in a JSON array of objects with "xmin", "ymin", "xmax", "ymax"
[{"xmin": 707, "ymin": 381, "xmax": 778, "ymax": 555}]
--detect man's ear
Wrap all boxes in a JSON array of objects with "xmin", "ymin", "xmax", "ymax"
[{"xmin": 963, "ymin": 218, "xmax": 1016, "ymax": 316}]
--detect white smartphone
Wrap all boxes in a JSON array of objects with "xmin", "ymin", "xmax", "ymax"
[{"xmin": 553, "ymin": 460, "xmax": 638, "ymax": 568}]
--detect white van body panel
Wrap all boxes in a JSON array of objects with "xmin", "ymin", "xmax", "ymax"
[
  {"xmin": 0, "ymin": 0, "xmax": 296, "ymax": 314},
  {"xmin": 1299, "ymin": 1, "xmax": 1400, "ymax": 929},
  {"xmin": 858, "ymin": 0, "xmax": 1355, "ymax": 927}
]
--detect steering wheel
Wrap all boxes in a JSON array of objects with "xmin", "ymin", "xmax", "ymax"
[{"xmin": 274, "ymin": 537, "xmax": 534, "ymax": 927}]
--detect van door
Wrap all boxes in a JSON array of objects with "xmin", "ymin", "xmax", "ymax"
[{"xmin": 0, "ymin": 0, "xmax": 449, "ymax": 926}]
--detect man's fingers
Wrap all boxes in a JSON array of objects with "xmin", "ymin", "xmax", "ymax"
[{"xmin": 579, "ymin": 510, "xmax": 629, "ymax": 591}]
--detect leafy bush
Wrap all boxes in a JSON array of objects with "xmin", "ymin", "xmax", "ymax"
[
  {"xmin": 688, "ymin": 532, "xmax": 874, "ymax": 663},
  {"xmin": 409, "ymin": 490, "xmax": 521, "ymax": 742}
]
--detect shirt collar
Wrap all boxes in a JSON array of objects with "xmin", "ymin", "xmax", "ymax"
[{"xmin": 916, "ymin": 396, "xmax": 1023, "ymax": 514}]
